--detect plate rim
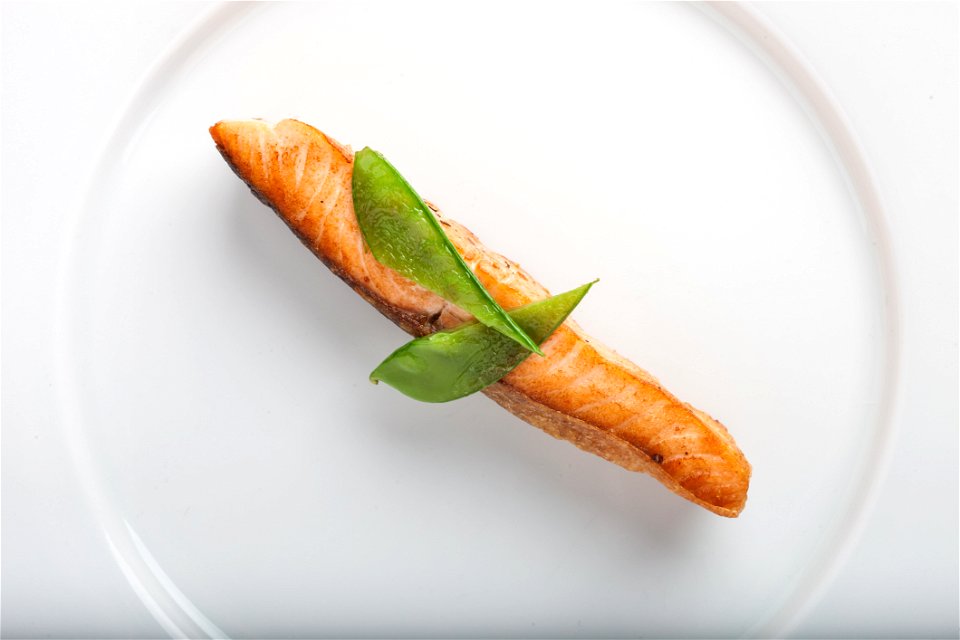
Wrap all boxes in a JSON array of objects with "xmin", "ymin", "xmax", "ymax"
[{"xmin": 52, "ymin": 2, "xmax": 903, "ymax": 638}]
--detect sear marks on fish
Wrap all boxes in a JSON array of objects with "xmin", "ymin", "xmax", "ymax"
[{"xmin": 210, "ymin": 119, "xmax": 751, "ymax": 517}]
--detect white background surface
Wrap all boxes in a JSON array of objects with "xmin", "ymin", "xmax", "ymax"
[{"xmin": 1, "ymin": 2, "xmax": 957, "ymax": 638}]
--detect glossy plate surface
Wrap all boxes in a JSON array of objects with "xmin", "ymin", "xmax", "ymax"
[{"xmin": 57, "ymin": 2, "xmax": 898, "ymax": 637}]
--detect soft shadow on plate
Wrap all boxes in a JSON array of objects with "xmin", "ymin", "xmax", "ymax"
[
  {"xmin": 225, "ymin": 181, "xmax": 701, "ymax": 552},
  {"xmin": 371, "ymin": 393, "xmax": 704, "ymax": 550},
  {"xmin": 225, "ymin": 182, "xmax": 398, "ymax": 354}
]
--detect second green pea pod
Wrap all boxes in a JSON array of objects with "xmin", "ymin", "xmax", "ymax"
[{"xmin": 370, "ymin": 281, "xmax": 596, "ymax": 403}]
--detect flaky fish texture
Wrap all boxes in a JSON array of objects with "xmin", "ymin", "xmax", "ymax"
[{"xmin": 210, "ymin": 118, "xmax": 751, "ymax": 517}]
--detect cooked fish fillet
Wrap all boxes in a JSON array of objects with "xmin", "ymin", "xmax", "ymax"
[{"xmin": 210, "ymin": 118, "xmax": 751, "ymax": 517}]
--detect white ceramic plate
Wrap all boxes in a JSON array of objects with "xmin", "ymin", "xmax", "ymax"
[{"xmin": 57, "ymin": 2, "xmax": 898, "ymax": 637}]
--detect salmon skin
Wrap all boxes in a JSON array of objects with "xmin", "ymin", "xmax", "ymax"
[{"xmin": 210, "ymin": 119, "xmax": 751, "ymax": 517}]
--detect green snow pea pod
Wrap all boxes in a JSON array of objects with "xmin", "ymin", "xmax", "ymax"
[
  {"xmin": 370, "ymin": 280, "xmax": 596, "ymax": 402},
  {"xmin": 352, "ymin": 147, "xmax": 543, "ymax": 356}
]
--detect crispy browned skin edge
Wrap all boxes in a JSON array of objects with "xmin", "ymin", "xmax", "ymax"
[{"xmin": 210, "ymin": 119, "xmax": 751, "ymax": 517}]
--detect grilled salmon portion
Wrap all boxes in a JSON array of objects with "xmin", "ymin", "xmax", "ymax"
[{"xmin": 210, "ymin": 118, "xmax": 751, "ymax": 517}]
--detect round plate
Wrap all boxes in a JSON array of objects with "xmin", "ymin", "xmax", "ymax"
[{"xmin": 57, "ymin": 2, "xmax": 898, "ymax": 637}]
